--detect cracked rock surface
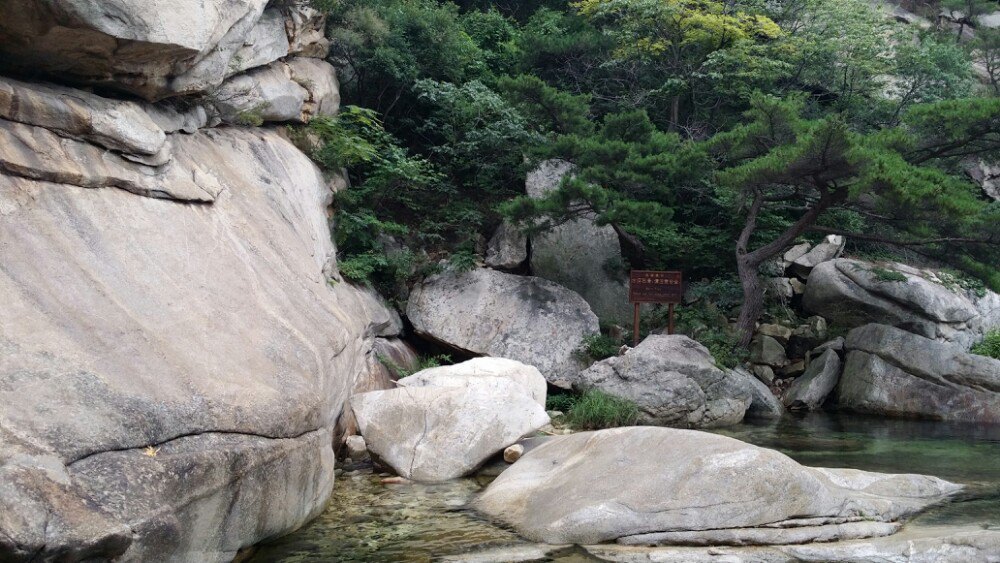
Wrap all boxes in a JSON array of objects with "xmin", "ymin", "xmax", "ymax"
[{"xmin": 474, "ymin": 427, "xmax": 961, "ymax": 545}]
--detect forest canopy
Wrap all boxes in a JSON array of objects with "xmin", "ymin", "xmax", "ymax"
[{"xmin": 306, "ymin": 0, "xmax": 1000, "ymax": 345}]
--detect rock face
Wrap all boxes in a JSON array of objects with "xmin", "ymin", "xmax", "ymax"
[
  {"xmin": 783, "ymin": 349, "xmax": 841, "ymax": 411},
  {"xmin": 527, "ymin": 159, "xmax": 632, "ymax": 324},
  {"xmin": 568, "ymin": 336, "xmax": 752, "ymax": 428},
  {"xmin": 804, "ymin": 259, "xmax": 999, "ymax": 349},
  {"xmin": 837, "ymin": 324, "xmax": 1000, "ymax": 423},
  {"xmin": 399, "ymin": 357, "xmax": 548, "ymax": 408},
  {"xmin": 965, "ymin": 159, "xmax": 1000, "ymax": 201},
  {"xmin": 351, "ymin": 379, "xmax": 550, "ymax": 482},
  {"xmin": 0, "ymin": 25, "xmax": 393, "ymax": 557},
  {"xmin": 407, "ymin": 268, "xmax": 599, "ymax": 384},
  {"xmin": 474, "ymin": 427, "xmax": 960, "ymax": 546},
  {"xmin": 0, "ymin": 1, "xmax": 329, "ymax": 101}
]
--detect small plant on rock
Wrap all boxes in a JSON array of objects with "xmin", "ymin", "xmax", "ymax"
[
  {"xmin": 566, "ymin": 390, "xmax": 640, "ymax": 430},
  {"xmin": 577, "ymin": 334, "xmax": 620, "ymax": 362}
]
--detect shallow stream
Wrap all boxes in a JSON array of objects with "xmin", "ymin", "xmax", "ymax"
[{"xmin": 248, "ymin": 413, "xmax": 1000, "ymax": 562}]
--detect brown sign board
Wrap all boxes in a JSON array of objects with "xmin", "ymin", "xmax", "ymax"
[{"xmin": 629, "ymin": 270, "xmax": 683, "ymax": 304}]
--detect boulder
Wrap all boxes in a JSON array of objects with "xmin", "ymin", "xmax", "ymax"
[
  {"xmin": 527, "ymin": 159, "xmax": 632, "ymax": 324},
  {"xmin": 0, "ymin": 0, "xmax": 278, "ymax": 100},
  {"xmin": 485, "ymin": 221, "xmax": 528, "ymax": 270},
  {"xmin": 804, "ymin": 259, "xmax": 997, "ymax": 349},
  {"xmin": 735, "ymin": 368, "xmax": 784, "ymax": 419},
  {"xmin": 351, "ymin": 380, "xmax": 550, "ymax": 482},
  {"xmin": 787, "ymin": 316, "xmax": 828, "ymax": 358},
  {"xmin": 567, "ymin": 336, "xmax": 752, "ymax": 428},
  {"xmin": 0, "ymin": 127, "xmax": 385, "ymax": 560},
  {"xmin": 789, "ymin": 235, "xmax": 844, "ymax": 278},
  {"xmin": 752, "ymin": 364, "xmax": 776, "ymax": 385},
  {"xmin": 750, "ymin": 335, "xmax": 788, "ymax": 367},
  {"xmin": 344, "ymin": 435, "xmax": 368, "ymax": 461},
  {"xmin": 783, "ymin": 242, "xmax": 812, "ymax": 265},
  {"xmin": 837, "ymin": 324, "xmax": 1000, "ymax": 423},
  {"xmin": 474, "ymin": 427, "xmax": 961, "ymax": 545},
  {"xmin": 407, "ymin": 268, "xmax": 599, "ymax": 384},
  {"xmin": 283, "ymin": 4, "xmax": 331, "ymax": 58},
  {"xmin": 812, "ymin": 336, "xmax": 846, "ymax": 355},
  {"xmin": 210, "ymin": 58, "xmax": 339, "ymax": 124},
  {"xmin": 757, "ymin": 323, "xmax": 792, "ymax": 345},
  {"xmin": 399, "ymin": 357, "xmax": 548, "ymax": 408},
  {"xmin": 783, "ymin": 349, "xmax": 842, "ymax": 411}
]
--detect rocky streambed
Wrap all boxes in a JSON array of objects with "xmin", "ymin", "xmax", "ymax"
[{"xmin": 247, "ymin": 413, "xmax": 1000, "ymax": 562}]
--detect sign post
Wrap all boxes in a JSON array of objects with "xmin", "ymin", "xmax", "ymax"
[{"xmin": 629, "ymin": 270, "xmax": 683, "ymax": 347}]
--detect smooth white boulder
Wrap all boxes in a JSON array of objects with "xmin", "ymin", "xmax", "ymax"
[
  {"xmin": 352, "ymin": 380, "xmax": 550, "ymax": 482},
  {"xmin": 399, "ymin": 357, "xmax": 548, "ymax": 407},
  {"xmin": 474, "ymin": 427, "xmax": 961, "ymax": 545}
]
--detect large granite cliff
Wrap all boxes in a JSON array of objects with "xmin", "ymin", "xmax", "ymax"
[{"xmin": 0, "ymin": 2, "xmax": 396, "ymax": 561}]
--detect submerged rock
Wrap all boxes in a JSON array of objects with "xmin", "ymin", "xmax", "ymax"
[
  {"xmin": 407, "ymin": 268, "xmax": 599, "ymax": 384},
  {"xmin": 474, "ymin": 427, "xmax": 961, "ymax": 546},
  {"xmin": 584, "ymin": 526, "xmax": 1000, "ymax": 562},
  {"xmin": 352, "ymin": 379, "xmax": 549, "ymax": 482},
  {"xmin": 568, "ymin": 336, "xmax": 752, "ymax": 428},
  {"xmin": 837, "ymin": 324, "xmax": 1000, "ymax": 423},
  {"xmin": 783, "ymin": 349, "xmax": 842, "ymax": 411}
]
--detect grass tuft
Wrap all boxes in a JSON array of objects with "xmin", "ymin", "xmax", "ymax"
[{"xmin": 565, "ymin": 390, "xmax": 640, "ymax": 430}]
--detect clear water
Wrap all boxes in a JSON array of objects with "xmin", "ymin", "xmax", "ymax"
[{"xmin": 248, "ymin": 413, "xmax": 1000, "ymax": 562}]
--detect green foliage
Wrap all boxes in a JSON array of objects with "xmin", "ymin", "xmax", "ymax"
[
  {"xmin": 312, "ymin": 0, "xmax": 998, "ymax": 324},
  {"xmin": 870, "ymin": 267, "xmax": 908, "ymax": 284},
  {"xmin": 578, "ymin": 334, "xmax": 621, "ymax": 362},
  {"xmin": 937, "ymin": 269, "xmax": 989, "ymax": 297},
  {"xmin": 971, "ymin": 330, "xmax": 1000, "ymax": 359},
  {"xmin": 566, "ymin": 390, "xmax": 640, "ymax": 429},
  {"xmin": 545, "ymin": 391, "xmax": 579, "ymax": 413},
  {"xmin": 233, "ymin": 104, "xmax": 266, "ymax": 127},
  {"xmin": 379, "ymin": 353, "xmax": 453, "ymax": 378}
]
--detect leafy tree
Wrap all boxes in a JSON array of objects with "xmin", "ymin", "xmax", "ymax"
[
  {"xmin": 940, "ymin": 0, "xmax": 996, "ymax": 39},
  {"xmin": 323, "ymin": 0, "xmax": 483, "ymax": 118},
  {"xmin": 572, "ymin": 0, "xmax": 782, "ymax": 127},
  {"xmin": 712, "ymin": 94, "xmax": 1000, "ymax": 344}
]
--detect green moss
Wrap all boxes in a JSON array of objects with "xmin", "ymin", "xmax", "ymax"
[
  {"xmin": 870, "ymin": 266, "xmax": 908, "ymax": 283},
  {"xmin": 565, "ymin": 390, "xmax": 640, "ymax": 430}
]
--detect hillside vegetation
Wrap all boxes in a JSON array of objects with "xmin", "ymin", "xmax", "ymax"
[{"xmin": 308, "ymin": 0, "xmax": 1000, "ymax": 343}]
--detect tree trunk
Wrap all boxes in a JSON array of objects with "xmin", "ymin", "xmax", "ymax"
[{"xmin": 735, "ymin": 254, "xmax": 764, "ymax": 348}]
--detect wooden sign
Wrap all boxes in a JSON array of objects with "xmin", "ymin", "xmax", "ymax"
[
  {"xmin": 629, "ymin": 270, "xmax": 683, "ymax": 304},
  {"xmin": 629, "ymin": 270, "xmax": 683, "ymax": 345}
]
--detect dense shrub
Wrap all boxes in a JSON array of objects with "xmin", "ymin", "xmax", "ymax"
[{"xmin": 972, "ymin": 331, "xmax": 1000, "ymax": 360}]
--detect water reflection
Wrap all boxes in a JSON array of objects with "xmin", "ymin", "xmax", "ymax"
[{"xmin": 248, "ymin": 413, "xmax": 1000, "ymax": 562}]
